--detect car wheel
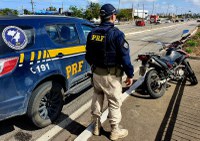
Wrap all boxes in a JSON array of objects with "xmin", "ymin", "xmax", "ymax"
[{"xmin": 27, "ymin": 81, "xmax": 64, "ymax": 128}]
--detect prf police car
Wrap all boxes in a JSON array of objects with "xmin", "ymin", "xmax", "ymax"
[{"xmin": 0, "ymin": 15, "xmax": 94, "ymax": 128}]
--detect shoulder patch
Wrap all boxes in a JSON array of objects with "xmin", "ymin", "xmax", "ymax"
[
  {"xmin": 2, "ymin": 26, "xmax": 28, "ymax": 50},
  {"xmin": 123, "ymin": 41, "xmax": 129, "ymax": 49}
]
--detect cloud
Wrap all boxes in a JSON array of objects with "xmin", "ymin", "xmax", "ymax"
[
  {"xmin": 120, "ymin": 0, "xmax": 156, "ymax": 3},
  {"xmin": 186, "ymin": 0, "xmax": 200, "ymax": 6},
  {"xmin": 88, "ymin": 0, "xmax": 99, "ymax": 3}
]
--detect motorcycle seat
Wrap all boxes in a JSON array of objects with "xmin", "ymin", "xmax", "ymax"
[{"xmin": 160, "ymin": 56, "xmax": 174, "ymax": 68}]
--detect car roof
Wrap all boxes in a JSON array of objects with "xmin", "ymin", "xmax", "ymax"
[{"xmin": 0, "ymin": 15, "xmax": 92, "ymax": 24}]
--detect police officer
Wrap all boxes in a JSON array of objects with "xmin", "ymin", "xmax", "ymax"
[{"xmin": 85, "ymin": 3, "xmax": 134, "ymax": 140}]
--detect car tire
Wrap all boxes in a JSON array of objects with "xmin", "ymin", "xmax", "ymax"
[{"xmin": 27, "ymin": 81, "xmax": 64, "ymax": 128}]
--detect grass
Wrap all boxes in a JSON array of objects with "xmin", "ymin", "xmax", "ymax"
[{"xmin": 184, "ymin": 27, "xmax": 200, "ymax": 56}]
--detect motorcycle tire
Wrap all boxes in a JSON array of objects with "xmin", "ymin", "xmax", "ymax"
[
  {"xmin": 183, "ymin": 59, "xmax": 198, "ymax": 85},
  {"xmin": 145, "ymin": 69, "xmax": 167, "ymax": 99}
]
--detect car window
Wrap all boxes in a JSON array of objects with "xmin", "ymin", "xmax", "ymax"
[
  {"xmin": 0, "ymin": 25, "xmax": 34, "ymax": 55},
  {"xmin": 45, "ymin": 25, "xmax": 59, "ymax": 42},
  {"xmin": 45, "ymin": 24, "xmax": 80, "ymax": 45},
  {"xmin": 57, "ymin": 24, "xmax": 80, "ymax": 45},
  {"xmin": 81, "ymin": 25, "xmax": 93, "ymax": 39}
]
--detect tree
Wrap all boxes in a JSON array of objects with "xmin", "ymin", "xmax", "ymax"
[
  {"xmin": 117, "ymin": 9, "xmax": 132, "ymax": 21},
  {"xmin": 0, "ymin": 8, "xmax": 18, "ymax": 15},
  {"xmin": 47, "ymin": 6, "xmax": 57, "ymax": 11},
  {"xmin": 69, "ymin": 6, "xmax": 83, "ymax": 18},
  {"xmin": 24, "ymin": 9, "xmax": 31, "ymax": 15},
  {"xmin": 84, "ymin": 2, "xmax": 101, "ymax": 20}
]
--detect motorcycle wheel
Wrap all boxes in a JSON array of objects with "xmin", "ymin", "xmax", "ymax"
[
  {"xmin": 145, "ymin": 69, "xmax": 167, "ymax": 99},
  {"xmin": 183, "ymin": 59, "xmax": 198, "ymax": 85}
]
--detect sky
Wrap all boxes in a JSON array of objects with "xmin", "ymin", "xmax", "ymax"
[{"xmin": 0, "ymin": 0, "xmax": 200, "ymax": 14}]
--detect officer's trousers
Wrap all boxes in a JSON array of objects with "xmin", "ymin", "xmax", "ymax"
[{"xmin": 91, "ymin": 73, "xmax": 122, "ymax": 126}]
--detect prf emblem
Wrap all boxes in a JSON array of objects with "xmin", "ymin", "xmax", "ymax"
[
  {"xmin": 91, "ymin": 34, "xmax": 105, "ymax": 42},
  {"xmin": 66, "ymin": 60, "xmax": 84, "ymax": 79}
]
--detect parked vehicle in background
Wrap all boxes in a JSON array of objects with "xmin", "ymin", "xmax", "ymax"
[
  {"xmin": 0, "ymin": 15, "xmax": 94, "ymax": 128},
  {"xmin": 150, "ymin": 15, "xmax": 159, "ymax": 24},
  {"xmin": 165, "ymin": 19, "xmax": 171, "ymax": 23},
  {"xmin": 156, "ymin": 19, "xmax": 162, "ymax": 24},
  {"xmin": 136, "ymin": 19, "xmax": 145, "ymax": 26},
  {"xmin": 175, "ymin": 19, "xmax": 179, "ymax": 22},
  {"xmin": 181, "ymin": 19, "xmax": 186, "ymax": 22}
]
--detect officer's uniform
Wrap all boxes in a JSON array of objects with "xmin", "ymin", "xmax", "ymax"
[
  {"xmin": 85, "ymin": 3, "xmax": 134, "ymax": 139},
  {"xmin": 86, "ymin": 21, "xmax": 134, "ymax": 125}
]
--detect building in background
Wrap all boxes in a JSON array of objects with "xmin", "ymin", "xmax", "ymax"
[{"xmin": 133, "ymin": 9, "xmax": 148, "ymax": 19}]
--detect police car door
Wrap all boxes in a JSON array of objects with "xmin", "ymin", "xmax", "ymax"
[
  {"xmin": 44, "ymin": 23, "xmax": 86, "ymax": 89},
  {"xmin": 79, "ymin": 24, "xmax": 94, "ymax": 73}
]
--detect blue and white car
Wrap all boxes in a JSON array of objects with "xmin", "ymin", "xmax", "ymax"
[{"xmin": 0, "ymin": 15, "xmax": 94, "ymax": 128}]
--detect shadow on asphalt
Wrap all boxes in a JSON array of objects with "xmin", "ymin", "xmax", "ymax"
[
  {"xmin": 0, "ymin": 85, "xmax": 92, "ymax": 138},
  {"xmin": 54, "ymin": 112, "xmax": 86, "ymax": 136},
  {"xmin": 155, "ymin": 78, "xmax": 186, "ymax": 141}
]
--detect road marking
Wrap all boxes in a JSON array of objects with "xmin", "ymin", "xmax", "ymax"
[
  {"xmin": 75, "ymin": 68, "xmax": 142, "ymax": 141},
  {"xmin": 36, "ymin": 99, "xmax": 92, "ymax": 141},
  {"xmin": 141, "ymin": 36, "xmax": 152, "ymax": 40},
  {"xmin": 125, "ymin": 23, "xmax": 187, "ymax": 36}
]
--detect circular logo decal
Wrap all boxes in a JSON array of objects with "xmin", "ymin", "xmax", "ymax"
[{"xmin": 2, "ymin": 26, "xmax": 28, "ymax": 50}]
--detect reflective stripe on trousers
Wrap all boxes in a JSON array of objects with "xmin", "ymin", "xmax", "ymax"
[{"xmin": 91, "ymin": 73, "xmax": 122, "ymax": 125}]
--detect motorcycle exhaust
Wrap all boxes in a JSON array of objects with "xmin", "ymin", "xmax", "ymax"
[{"xmin": 151, "ymin": 57, "xmax": 169, "ymax": 69}]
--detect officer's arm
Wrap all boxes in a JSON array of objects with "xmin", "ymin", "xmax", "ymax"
[
  {"xmin": 116, "ymin": 33, "xmax": 134, "ymax": 78},
  {"xmin": 85, "ymin": 32, "xmax": 93, "ymax": 66}
]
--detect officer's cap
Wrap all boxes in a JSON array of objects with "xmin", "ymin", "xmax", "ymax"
[{"xmin": 100, "ymin": 4, "xmax": 118, "ymax": 18}]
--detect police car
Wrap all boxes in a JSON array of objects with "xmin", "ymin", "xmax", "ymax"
[{"xmin": 0, "ymin": 15, "xmax": 94, "ymax": 128}]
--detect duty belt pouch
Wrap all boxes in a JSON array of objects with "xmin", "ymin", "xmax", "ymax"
[{"xmin": 115, "ymin": 67, "xmax": 124, "ymax": 77}]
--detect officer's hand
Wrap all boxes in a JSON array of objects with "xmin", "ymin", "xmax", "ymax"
[{"xmin": 124, "ymin": 77, "xmax": 133, "ymax": 87}]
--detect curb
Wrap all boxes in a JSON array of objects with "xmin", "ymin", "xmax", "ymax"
[
  {"xmin": 190, "ymin": 27, "xmax": 198, "ymax": 36},
  {"xmin": 187, "ymin": 27, "xmax": 200, "ymax": 60},
  {"xmin": 189, "ymin": 55, "xmax": 200, "ymax": 60}
]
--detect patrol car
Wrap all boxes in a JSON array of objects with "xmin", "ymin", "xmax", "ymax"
[{"xmin": 0, "ymin": 15, "xmax": 94, "ymax": 128}]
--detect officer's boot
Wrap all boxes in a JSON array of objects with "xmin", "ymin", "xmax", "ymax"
[
  {"xmin": 93, "ymin": 117, "xmax": 101, "ymax": 136},
  {"xmin": 110, "ymin": 124, "xmax": 128, "ymax": 140}
]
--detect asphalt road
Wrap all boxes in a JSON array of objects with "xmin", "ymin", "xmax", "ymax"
[
  {"xmin": 0, "ymin": 21, "xmax": 198, "ymax": 141},
  {"xmin": 88, "ymin": 59, "xmax": 200, "ymax": 141}
]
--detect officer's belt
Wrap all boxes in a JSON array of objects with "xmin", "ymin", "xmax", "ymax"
[
  {"xmin": 93, "ymin": 67, "xmax": 116, "ymax": 75},
  {"xmin": 93, "ymin": 67, "xmax": 123, "ymax": 76}
]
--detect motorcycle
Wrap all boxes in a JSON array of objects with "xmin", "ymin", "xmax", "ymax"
[{"xmin": 137, "ymin": 30, "xmax": 198, "ymax": 99}]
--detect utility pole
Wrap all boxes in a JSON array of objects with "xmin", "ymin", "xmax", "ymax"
[
  {"xmin": 143, "ymin": 3, "xmax": 144, "ymax": 20},
  {"xmin": 137, "ymin": 3, "xmax": 139, "ymax": 18},
  {"xmin": 152, "ymin": 1, "xmax": 155, "ymax": 15},
  {"xmin": 132, "ymin": 2, "xmax": 134, "ymax": 21},
  {"xmin": 176, "ymin": 6, "xmax": 178, "ymax": 17},
  {"xmin": 118, "ymin": 0, "xmax": 120, "ymax": 10},
  {"xmin": 167, "ymin": 3, "xmax": 169, "ymax": 16},
  {"xmin": 21, "ymin": 0, "xmax": 24, "ymax": 14},
  {"xmin": 30, "ymin": 0, "xmax": 34, "ymax": 14}
]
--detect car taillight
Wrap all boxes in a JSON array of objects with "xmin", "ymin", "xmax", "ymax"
[
  {"xmin": 138, "ymin": 55, "xmax": 150, "ymax": 61},
  {"xmin": 0, "ymin": 57, "xmax": 19, "ymax": 77}
]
